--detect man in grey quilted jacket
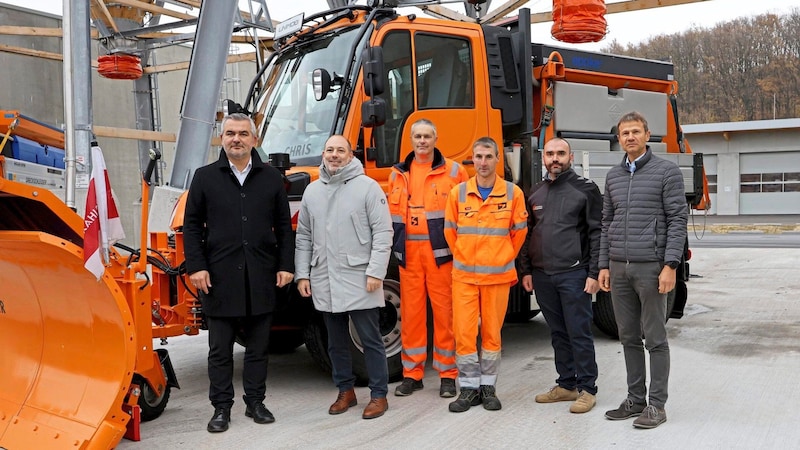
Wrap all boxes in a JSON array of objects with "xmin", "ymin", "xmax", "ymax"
[{"xmin": 598, "ymin": 111, "xmax": 688, "ymax": 429}]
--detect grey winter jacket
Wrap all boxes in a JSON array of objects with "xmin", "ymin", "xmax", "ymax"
[
  {"xmin": 294, "ymin": 159, "xmax": 393, "ymax": 313},
  {"xmin": 599, "ymin": 148, "xmax": 688, "ymax": 269}
]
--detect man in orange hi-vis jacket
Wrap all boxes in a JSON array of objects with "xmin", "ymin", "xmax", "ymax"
[
  {"xmin": 389, "ymin": 119, "xmax": 469, "ymax": 399},
  {"xmin": 444, "ymin": 137, "xmax": 528, "ymax": 413}
]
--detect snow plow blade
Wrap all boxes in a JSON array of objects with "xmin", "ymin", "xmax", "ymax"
[{"xmin": 0, "ymin": 178, "xmax": 136, "ymax": 449}]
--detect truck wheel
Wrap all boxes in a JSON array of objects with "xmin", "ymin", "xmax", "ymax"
[
  {"xmin": 350, "ymin": 279, "xmax": 404, "ymax": 384},
  {"xmin": 133, "ymin": 374, "xmax": 170, "ymax": 422},
  {"xmin": 302, "ymin": 280, "xmax": 404, "ymax": 384},
  {"xmin": 592, "ymin": 291, "xmax": 619, "ymax": 338},
  {"xmin": 303, "ymin": 316, "xmax": 332, "ymax": 374},
  {"xmin": 593, "ymin": 290, "xmax": 678, "ymax": 339}
]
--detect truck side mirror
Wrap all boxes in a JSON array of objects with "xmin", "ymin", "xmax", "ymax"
[
  {"xmin": 312, "ymin": 68, "xmax": 332, "ymax": 101},
  {"xmin": 361, "ymin": 97, "xmax": 386, "ymax": 128},
  {"xmin": 361, "ymin": 46, "xmax": 384, "ymax": 96}
]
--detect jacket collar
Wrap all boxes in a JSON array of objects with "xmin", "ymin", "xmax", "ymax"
[
  {"xmin": 319, "ymin": 157, "xmax": 364, "ymax": 184},
  {"xmin": 545, "ymin": 167, "xmax": 576, "ymax": 184},
  {"xmin": 466, "ymin": 174, "xmax": 506, "ymax": 198},
  {"xmin": 619, "ymin": 146, "xmax": 653, "ymax": 171},
  {"xmin": 396, "ymin": 147, "xmax": 446, "ymax": 172}
]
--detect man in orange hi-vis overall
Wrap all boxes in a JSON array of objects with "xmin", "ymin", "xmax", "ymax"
[
  {"xmin": 389, "ymin": 119, "xmax": 469, "ymax": 399},
  {"xmin": 444, "ymin": 137, "xmax": 528, "ymax": 413}
]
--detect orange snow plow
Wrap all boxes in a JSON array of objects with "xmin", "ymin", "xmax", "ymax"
[
  {"xmin": 0, "ymin": 153, "xmax": 194, "ymax": 448},
  {"xmin": 0, "ymin": 177, "xmax": 134, "ymax": 448}
]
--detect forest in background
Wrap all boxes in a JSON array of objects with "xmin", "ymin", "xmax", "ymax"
[{"xmin": 600, "ymin": 9, "xmax": 800, "ymax": 124}]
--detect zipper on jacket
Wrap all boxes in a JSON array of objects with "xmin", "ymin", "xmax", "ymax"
[{"xmin": 625, "ymin": 170, "xmax": 633, "ymax": 264}]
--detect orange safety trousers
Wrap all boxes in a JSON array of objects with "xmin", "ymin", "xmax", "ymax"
[
  {"xmin": 452, "ymin": 280, "xmax": 511, "ymax": 388},
  {"xmin": 399, "ymin": 239, "xmax": 458, "ymax": 380}
]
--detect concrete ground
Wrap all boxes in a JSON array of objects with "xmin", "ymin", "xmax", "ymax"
[{"xmin": 119, "ymin": 247, "xmax": 800, "ymax": 449}]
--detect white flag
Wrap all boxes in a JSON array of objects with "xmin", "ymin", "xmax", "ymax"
[{"xmin": 83, "ymin": 144, "xmax": 125, "ymax": 280}]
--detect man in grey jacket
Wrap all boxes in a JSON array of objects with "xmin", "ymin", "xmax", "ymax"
[
  {"xmin": 295, "ymin": 135, "xmax": 393, "ymax": 420},
  {"xmin": 598, "ymin": 111, "xmax": 688, "ymax": 429}
]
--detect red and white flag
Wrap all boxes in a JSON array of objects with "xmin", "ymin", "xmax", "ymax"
[{"xmin": 83, "ymin": 144, "xmax": 125, "ymax": 280}]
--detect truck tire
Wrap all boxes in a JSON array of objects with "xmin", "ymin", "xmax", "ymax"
[
  {"xmin": 303, "ymin": 316, "xmax": 332, "ymax": 375},
  {"xmin": 350, "ymin": 279, "xmax": 404, "ymax": 384},
  {"xmin": 592, "ymin": 290, "xmax": 677, "ymax": 339},
  {"xmin": 302, "ymin": 279, "xmax": 404, "ymax": 385},
  {"xmin": 592, "ymin": 291, "xmax": 618, "ymax": 338},
  {"xmin": 133, "ymin": 374, "xmax": 170, "ymax": 422}
]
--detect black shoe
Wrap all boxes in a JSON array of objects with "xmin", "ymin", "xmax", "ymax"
[
  {"xmin": 207, "ymin": 407, "xmax": 231, "ymax": 433},
  {"xmin": 439, "ymin": 378, "xmax": 457, "ymax": 398},
  {"xmin": 245, "ymin": 402, "xmax": 275, "ymax": 424},
  {"xmin": 394, "ymin": 377, "xmax": 424, "ymax": 396},
  {"xmin": 448, "ymin": 389, "xmax": 481, "ymax": 413},
  {"xmin": 480, "ymin": 385, "xmax": 502, "ymax": 411}
]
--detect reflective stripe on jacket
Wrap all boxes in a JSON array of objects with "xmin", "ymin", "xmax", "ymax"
[
  {"xmin": 388, "ymin": 148, "xmax": 468, "ymax": 267},
  {"xmin": 444, "ymin": 175, "xmax": 528, "ymax": 285}
]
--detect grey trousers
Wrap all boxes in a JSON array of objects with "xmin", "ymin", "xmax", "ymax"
[{"xmin": 609, "ymin": 260, "xmax": 670, "ymax": 408}]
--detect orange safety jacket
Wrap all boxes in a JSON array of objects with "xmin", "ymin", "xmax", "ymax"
[
  {"xmin": 389, "ymin": 148, "xmax": 468, "ymax": 268},
  {"xmin": 444, "ymin": 175, "xmax": 528, "ymax": 285}
]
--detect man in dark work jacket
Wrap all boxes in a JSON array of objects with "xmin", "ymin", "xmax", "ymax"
[{"xmin": 184, "ymin": 113, "xmax": 294, "ymax": 433}]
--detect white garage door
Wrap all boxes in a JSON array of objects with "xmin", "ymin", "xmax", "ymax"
[{"xmin": 739, "ymin": 152, "xmax": 800, "ymax": 214}]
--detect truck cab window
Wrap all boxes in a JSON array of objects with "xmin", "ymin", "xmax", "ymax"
[
  {"xmin": 415, "ymin": 35, "xmax": 473, "ymax": 109},
  {"xmin": 374, "ymin": 31, "xmax": 413, "ymax": 167}
]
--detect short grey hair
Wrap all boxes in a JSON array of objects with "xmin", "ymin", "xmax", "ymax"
[
  {"xmin": 473, "ymin": 136, "xmax": 498, "ymax": 156},
  {"xmin": 221, "ymin": 113, "xmax": 257, "ymax": 136},
  {"xmin": 410, "ymin": 118, "xmax": 437, "ymax": 138}
]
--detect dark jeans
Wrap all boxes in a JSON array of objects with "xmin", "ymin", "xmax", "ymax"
[
  {"xmin": 609, "ymin": 260, "xmax": 670, "ymax": 408},
  {"xmin": 206, "ymin": 313, "xmax": 273, "ymax": 409},
  {"xmin": 323, "ymin": 308, "xmax": 388, "ymax": 398},
  {"xmin": 532, "ymin": 268, "xmax": 598, "ymax": 395}
]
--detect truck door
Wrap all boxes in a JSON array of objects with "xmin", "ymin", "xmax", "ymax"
[{"xmin": 371, "ymin": 28, "xmax": 489, "ymax": 170}]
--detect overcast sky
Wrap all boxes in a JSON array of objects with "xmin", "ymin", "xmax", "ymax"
[{"xmin": 4, "ymin": 0, "xmax": 797, "ymax": 50}]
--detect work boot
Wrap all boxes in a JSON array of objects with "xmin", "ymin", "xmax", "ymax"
[
  {"xmin": 633, "ymin": 405, "xmax": 667, "ymax": 429},
  {"xmin": 394, "ymin": 377, "xmax": 423, "ymax": 396},
  {"xmin": 535, "ymin": 385, "xmax": 579, "ymax": 403},
  {"xmin": 362, "ymin": 397, "xmax": 388, "ymax": 419},
  {"xmin": 328, "ymin": 389, "xmax": 357, "ymax": 415},
  {"xmin": 245, "ymin": 402, "xmax": 275, "ymax": 424},
  {"xmin": 207, "ymin": 407, "xmax": 231, "ymax": 433},
  {"xmin": 439, "ymin": 378, "xmax": 457, "ymax": 398},
  {"xmin": 569, "ymin": 391, "xmax": 596, "ymax": 414},
  {"xmin": 480, "ymin": 385, "xmax": 502, "ymax": 411},
  {"xmin": 448, "ymin": 389, "xmax": 481, "ymax": 413},
  {"xmin": 604, "ymin": 398, "xmax": 646, "ymax": 420}
]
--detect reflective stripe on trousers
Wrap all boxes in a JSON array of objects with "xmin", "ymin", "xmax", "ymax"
[{"xmin": 452, "ymin": 280, "xmax": 511, "ymax": 388}]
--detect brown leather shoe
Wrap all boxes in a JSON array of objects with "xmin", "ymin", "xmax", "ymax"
[
  {"xmin": 328, "ymin": 389, "xmax": 357, "ymax": 415},
  {"xmin": 361, "ymin": 397, "xmax": 388, "ymax": 419}
]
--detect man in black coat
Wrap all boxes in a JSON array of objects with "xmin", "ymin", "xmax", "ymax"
[{"xmin": 184, "ymin": 113, "xmax": 295, "ymax": 433}]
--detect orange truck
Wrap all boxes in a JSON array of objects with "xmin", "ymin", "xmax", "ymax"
[
  {"xmin": 0, "ymin": 3, "xmax": 708, "ymax": 448},
  {"xmin": 237, "ymin": 3, "xmax": 708, "ymax": 379}
]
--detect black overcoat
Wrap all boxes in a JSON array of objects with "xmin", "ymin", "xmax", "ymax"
[{"xmin": 183, "ymin": 149, "xmax": 294, "ymax": 317}]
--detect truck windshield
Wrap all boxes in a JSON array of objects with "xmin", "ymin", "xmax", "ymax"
[{"xmin": 255, "ymin": 26, "xmax": 360, "ymax": 167}]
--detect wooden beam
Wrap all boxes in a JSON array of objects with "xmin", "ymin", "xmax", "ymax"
[
  {"xmin": 108, "ymin": 0, "xmax": 195, "ymax": 21},
  {"xmin": 0, "ymin": 44, "xmax": 103, "ymax": 67},
  {"xmin": 93, "ymin": 125, "xmax": 221, "ymax": 146},
  {"xmin": 480, "ymin": 0, "xmax": 715, "ymax": 24},
  {"xmin": 142, "ymin": 51, "xmax": 258, "ymax": 74},
  {"xmin": 482, "ymin": 0, "xmax": 528, "ymax": 24},
  {"xmin": 94, "ymin": 125, "xmax": 175, "ymax": 142},
  {"xmin": 93, "ymin": 0, "xmax": 121, "ymax": 34},
  {"xmin": 0, "ymin": 25, "xmax": 86, "ymax": 37},
  {"xmin": 421, "ymin": 5, "xmax": 475, "ymax": 22}
]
